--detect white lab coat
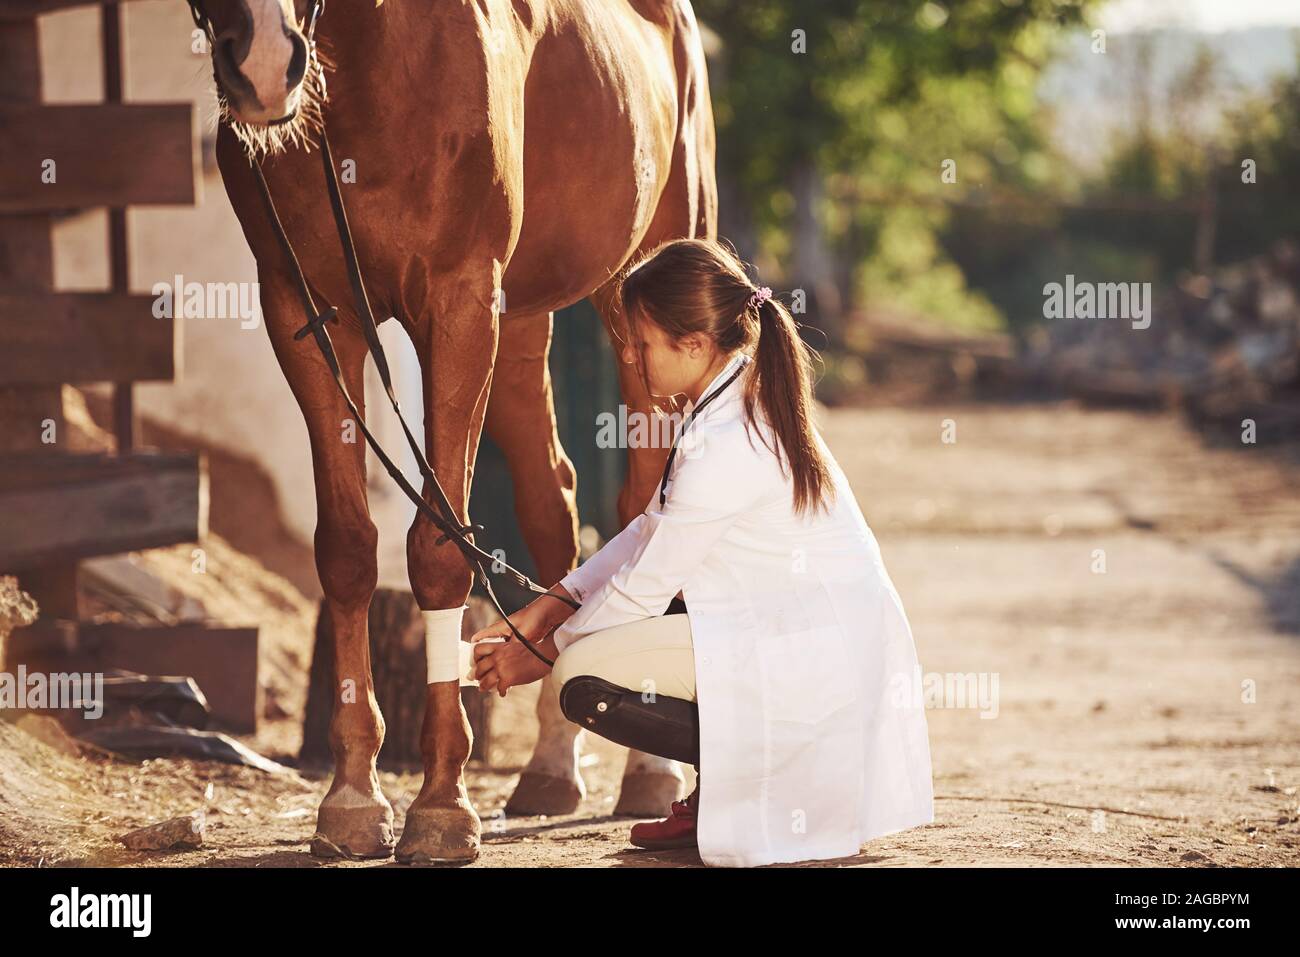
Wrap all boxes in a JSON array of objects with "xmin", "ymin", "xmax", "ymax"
[{"xmin": 553, "ymin": 353, "xmax": 934, "ymax": 867}]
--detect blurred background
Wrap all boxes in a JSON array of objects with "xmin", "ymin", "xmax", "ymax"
[{"xmin": 695, "ymin": 0, "xmax": 1300, "ymax": 408}]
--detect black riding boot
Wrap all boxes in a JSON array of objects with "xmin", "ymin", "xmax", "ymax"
[{"xmin": 557, "ymin": 675, "xmax": 700, "ymax": 765}]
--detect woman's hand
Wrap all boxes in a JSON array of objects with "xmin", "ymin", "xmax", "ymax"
[
  {"xmin": 469, "ymin": 587, "xmax": 576, "ymax": 697},
  {"xmin": 473, "ymin": 587, "xmax": 573, "ymax": 646},
  {"xmin": 470, "ymin": 636, "xmax": 552, "ymax": 697}
]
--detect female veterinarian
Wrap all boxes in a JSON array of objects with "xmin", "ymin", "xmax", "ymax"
[{"xmin": 470, "ymin": 239, "xmax": 934, "ymax": 867}]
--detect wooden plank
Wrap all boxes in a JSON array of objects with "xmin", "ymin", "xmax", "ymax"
[
  {"xmin": 102, "ymin": 1, "xmax": 138, "ymax": 451},
  {"xmin": 0, "ymin": 451, "xmax": 208, "ymax": 567},
  {"xmin": 11, "ymin": 563, "xmax": 79, "ymax": 619},
  {"xmin": 0, "ymin": 14, "xmax": 79, "ymax": 614},
  {"xmin": 0, "ymin": 386, "xmax": 64, "ymax": 451},
  {"xmin": 0, "ymin": 217, "xmax": 54, "ymax": 289},
  {"xmin": 0, "ymin": 18, "xmax": 42, "ymax": 98},
  {"xmin": 0, "ymin": 103, "xmax": 195, "ymax": 212},
  {"xmin": 0, "ymin": 1, "xmax": 136, "ymax": 22},
  {"xmin": 0, "ymin": 292, "xmax": 177, "ymax": 385},
  {"xmin": 0, "ymin": 21, "xmax": 51, "ymax": 290},
  {"xmin": 0, "ymin": 450, "xmax": 202, "ymax": 490},
  {"xmin": 6, "ymin": 621, "xmax": 261, "ymax": 732},
  {"xmin": 88, "ymin": 623, "xmax": 260, "ymax": 732}
]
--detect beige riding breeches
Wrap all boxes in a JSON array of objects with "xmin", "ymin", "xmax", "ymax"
[{"xmin": 550, "ymin": 613, "xmax": 697, "ymax": 702}]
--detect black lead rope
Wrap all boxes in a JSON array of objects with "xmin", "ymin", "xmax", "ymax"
[
  {"xmin": 658, "ymin": 362, "xmax": 748, "ymax": 507},
  {"xmin": 243, "ymin": 81, "xmax": 573, "ymax": 669}
]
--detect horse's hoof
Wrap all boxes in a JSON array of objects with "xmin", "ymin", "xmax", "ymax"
[
  {"xmin": 504, "ymin": 771, "xmax": 583, "ymax": 816},
  {"xmin": 311, "ymin": 790, "xmax": 396, "ymax": 859},
  {"xmin": 614, "ymin": 772, "xmax": 685, "ymax": 817},
  {"xmin": 395, "ymin": 799, "xmax": 481, "ymax": 864}
]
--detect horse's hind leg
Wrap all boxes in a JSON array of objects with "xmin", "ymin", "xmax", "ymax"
[
  {"xmin": 588, "ymin": 282, "xmax": 687, "ymax": 816},
  {"xmin": 483, "ymin": 310, "xmax": 586, "ymax": 817},
  {"xmin": 261, "ymin": 280, "xmax": 393, "ymax": 859}
]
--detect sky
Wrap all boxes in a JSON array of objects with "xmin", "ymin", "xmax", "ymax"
[{"xmin": 1100, "ymin": 0, "xmax": 1300, "ymax": 33}]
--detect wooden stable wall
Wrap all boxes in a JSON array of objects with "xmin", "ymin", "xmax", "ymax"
[
  {"xmin": 0, "ymin": 2, "xmax": 248, "ymax": 728},
  {"xmin": 0, "ymin": 0, "xmax": 205, "ymax": 618}
]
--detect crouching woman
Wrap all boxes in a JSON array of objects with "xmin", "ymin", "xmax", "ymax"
[{"xmin": 470, "ymin": 238, "xmax": 934, "ymax": 867}]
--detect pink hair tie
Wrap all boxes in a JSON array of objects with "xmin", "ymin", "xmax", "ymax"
[{"xmin": 747, "ymin": 285, "xmax": 772, "ymax": 310}]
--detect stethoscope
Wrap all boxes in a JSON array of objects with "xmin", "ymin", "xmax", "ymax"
[{"xmin": 658, "ymin": 357, "xmax": 751, "ymax": 507}]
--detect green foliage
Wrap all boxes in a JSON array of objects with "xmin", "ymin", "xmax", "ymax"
[
  {"xmin": 694, "ymin": 3, "xmax": 1298, "ymax": 340},
  {"xmin": 968, "ymin": 30, "xmax": 1300, "ymax": 334},
  {"xmin": 694, "ymin": 0, "xmax": 1096, "ymax": 334},
  {"xmin": 1215, "ymin": 38, "xmax": 1300, "ymax": 247}
]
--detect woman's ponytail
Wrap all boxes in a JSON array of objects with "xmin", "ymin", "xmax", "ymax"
[
  {"xmin": 618, "ymin": 237, "xmax": 835, "ymax": 515},
  {"xmin": 748, "ymin": 296, "xmax": 833, "ymax": 515}
]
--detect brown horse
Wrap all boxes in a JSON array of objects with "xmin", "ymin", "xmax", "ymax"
[{"xmin": 194, "ymin": 0, "xmax": 716, "ymax": 861}]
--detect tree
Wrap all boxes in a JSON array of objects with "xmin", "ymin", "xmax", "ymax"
[{"xmin": 694, "ymin": 0, "xmax": 1097, "ymax": 339}]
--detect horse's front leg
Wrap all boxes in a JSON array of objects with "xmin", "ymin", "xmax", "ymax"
[
  {"xmin": 393, "ymin": 276, "xmax": 499, "ymax": 864},
  {"xmin": 261, "ymin": 279, "xmax": 394, "ymax": 859}
]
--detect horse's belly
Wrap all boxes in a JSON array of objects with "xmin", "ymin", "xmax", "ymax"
[{"xmin": 502, "ymin": 4, "xmax": 680, "ymax": 313}]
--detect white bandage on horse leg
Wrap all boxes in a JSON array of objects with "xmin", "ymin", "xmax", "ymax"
[{"xmin": 423, "ymin": 605, "xmax": 468, "ymax": 684}]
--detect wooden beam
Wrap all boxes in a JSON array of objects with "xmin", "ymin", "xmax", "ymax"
[
  {"xmin": 0, "ymin": 1, "xmax": 139, "ymax": 21},
  {"xmin": 0, "ymin": 292, "xmax": 177, "ymax": 385},
  {"xmin": 0, "ymin": 17, "xmax": 42, "ymax": 97},
  {"xmin": 0, "ymin": 217, "xmax": 53, "ymax": 289},
  {"xmin": 0, "ymin": 103, "xmax": 195, "ymax": 212},
  {"xmin": 0, "ymin": 451, "xmax": 208, "ymax": 567},
  {"xmin": 0, "ymin": 14, "xmax": 80, "ymax": 616},
  {"xmin": 6, "ymin": 621, "xmax": 261, "ymax": 732},
  {"xmin": 103, "ymin": 0, "xmax": 138, "ymax": 452}
]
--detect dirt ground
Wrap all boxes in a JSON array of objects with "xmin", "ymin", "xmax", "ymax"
[{"xmin": 3, "ymin": 400, "xmax": 1299, "ymax": 867}]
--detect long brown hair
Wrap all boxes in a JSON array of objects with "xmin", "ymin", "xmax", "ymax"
[{"xmin": 618, "ymin": 238, "xmax": 833, "ymax": 515}]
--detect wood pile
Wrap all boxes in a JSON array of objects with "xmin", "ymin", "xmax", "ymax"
[{"xmin": 1030, "ymin": 241, "xmax": 1300, "ymax": 439}]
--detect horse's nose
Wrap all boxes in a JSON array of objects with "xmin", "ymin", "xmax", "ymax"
[
  {"xmin": 211, "ymin": 19, "xmax": 304, "ymax": 124},
  {"xmin": 285, "ymin": 30, "xmax": 308, "ymax": 88},
  {"xmin": 213, "ymin": 32, "xmax": 253, "ymax": 99}
]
